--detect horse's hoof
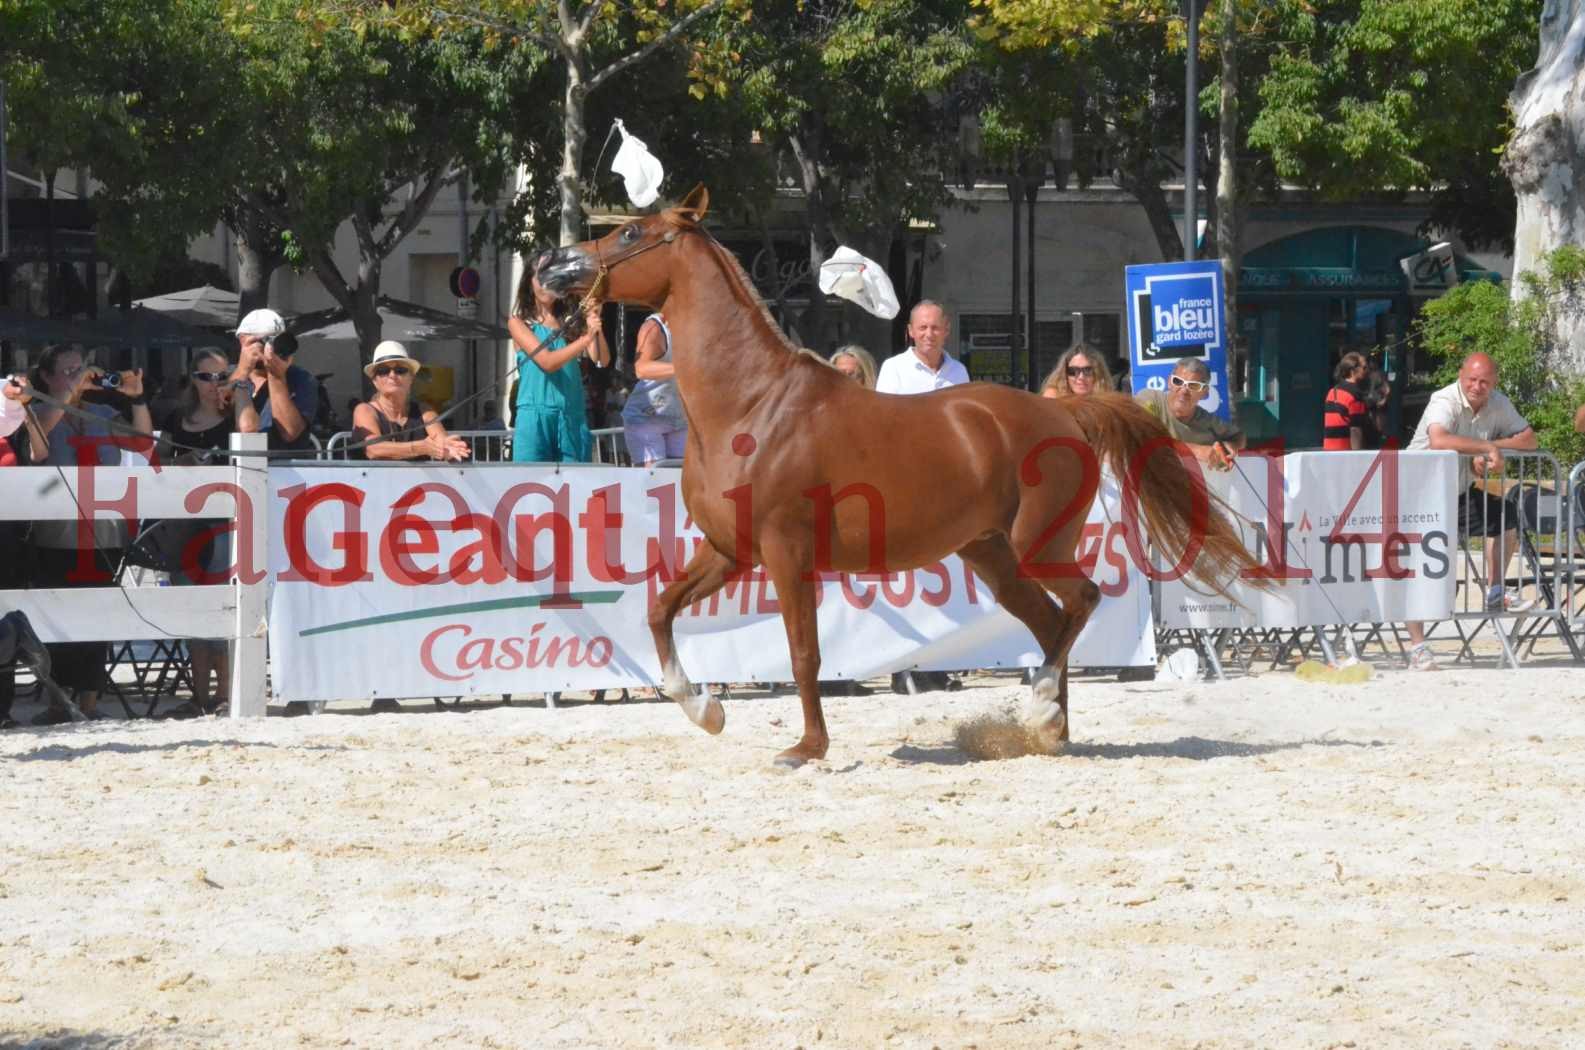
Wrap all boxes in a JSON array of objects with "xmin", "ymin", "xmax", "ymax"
[
  {"xmin": 772, "ymin": 741, "xmax": 827, "ymax": 769},
  {"xmin": 1031, "ymin": 715, "xmax": 1069, "ymax": 755},
  {"xmin": 681, "ymin": 692, "xmax": 726, "ymax": 735}
]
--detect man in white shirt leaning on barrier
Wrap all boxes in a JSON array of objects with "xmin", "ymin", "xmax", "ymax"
[{"xmin": 1402, "ymin": 352, "xmax": 1538, "ymax": 670}]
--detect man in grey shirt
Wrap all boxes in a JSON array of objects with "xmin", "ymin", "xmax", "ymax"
[{"xmin": 1403, "ymin": 352, "xmax": 1538, "ymax": 669}]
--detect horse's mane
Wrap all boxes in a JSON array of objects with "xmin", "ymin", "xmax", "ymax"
[{"xmin": 696, "ymin": 231, "xmax": 801, "ymax": 358}]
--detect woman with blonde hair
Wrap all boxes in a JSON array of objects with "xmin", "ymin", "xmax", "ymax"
[
  {"xmin": 1041, "ymin": 344, "xmax": 1113, "ymax": 399},
  {"xmin": 830, "ymin": 344, "xmax": 879, "ymax": 389}
]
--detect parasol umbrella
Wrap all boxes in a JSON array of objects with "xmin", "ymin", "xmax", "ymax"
[
  {"xmin": 287, "ymin": 295, "xmax": 509, "ymax": 343},
  {"xmin": 131, "ymin": 284, "xmax": 241, "ymax": 330}
]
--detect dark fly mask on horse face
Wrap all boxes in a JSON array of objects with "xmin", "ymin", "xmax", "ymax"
[
  {"xmin": 528, "ymin": 250, "xmax": 587, "ymax": 341},
  {"xmin": 538, "ymin": 185, "xmax": 711, "ymax": 311}
]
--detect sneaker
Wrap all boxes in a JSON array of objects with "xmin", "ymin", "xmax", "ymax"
[
  {"xmin": 1408, "ymin": 644, "xmax": 1439, "ymax": 672},
  {"xmin": 1484, "ymin": 588, "xmax": 1538, "ymax": 614},
  {"xmin": 2, "ymin": 611, "xmax": 52, "ymax": 678}
]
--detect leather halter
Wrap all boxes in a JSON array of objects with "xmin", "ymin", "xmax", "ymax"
[{"xmin": 576, "ymin": 223, "xmax": 682, "ymax": 314}]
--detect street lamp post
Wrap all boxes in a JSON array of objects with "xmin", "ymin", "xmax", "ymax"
[
  {"xmin": 1182, "ymin": 0, "xmax": 1208, "ymax": 262},
  {"xmin": 1007, "ymin": 152, "xmax": 1023, "ymax": 390},
  {"xmin": 1024, "ymin": 154, "xmax": 1041, "ymax": 391}
]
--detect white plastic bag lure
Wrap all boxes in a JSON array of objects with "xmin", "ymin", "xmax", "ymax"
[
  {"xmin": 610, "ymin": 119, "xmax": 665, "ymax": 208},
  {"xmin": 817, "ymin": 246, "xmax": 900, "ymax": 319}
]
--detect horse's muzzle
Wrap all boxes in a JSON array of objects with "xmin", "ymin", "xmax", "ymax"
[{"xmin": 537, "ymin": 247, "xmax": 596, "ymax": 296}]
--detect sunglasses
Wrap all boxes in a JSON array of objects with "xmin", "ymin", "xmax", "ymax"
[
  {"xmin": 1169, "ymin": 375, "xmax": 1209, "ymax": 393},
  {"xmin": 372, "ymin": 365, "xmax": 411, "ymax": 378},
  {"xmin": 192, "ymin": 370, "xmax": 227, "ymax": 383},
  {"xmin": 1066, "ymin": 366, "xmax": 1096, "ymax": 378}
]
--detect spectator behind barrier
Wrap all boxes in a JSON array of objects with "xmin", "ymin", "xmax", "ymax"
[
  {"xmin": 1134, "ymin": 358, "xmax": 1245, "ymax": 472},
  {"xmin": 875, "ymin": 301, "xmax": 968, "ymax": 394},
  {"xmin": 229, "ymin": 311, "xmax": 317, "ymax": 453},
  {"xmin": 159, "ymin": 348, "xmax": 243, "ymax": 717},
  {"xmin": 1322, "ymin": 351, "xmax": 1370, "ymax": 450},
  {"xmin": 351, "ymin": 341, "xmax": 470, "ymax": 462},
  {"xmin": 1401, "ymin": 351, "xmax": 1539, "ymax": 670},
  {"xmin": 1, "ymin": 376, "xmax": 49, "ymax": 727},
  {"xmin": 1361, "ymin": 366, "xmax": 1392, "ymax": 449},
  {"xmin": 622, "ymin": 312, "xmax": 689, "ymax": 466},
  {"xmin": 508, "ymin": 250, "xmax": 611, "ymax": 463},
  {"xmin": 876, "ymin": 302, "xmax": 968, "ymax": 694},
  {"xmin": 831, "ymin": 344, "xmax": 879, "ymax": 389},
  {"xmin": 26, "ymin": 344, "xmax": 155, "ymax": 723},
  {"xmin": 1042, "ymin": 344, "xmax": 1114, "ymax": 399}
]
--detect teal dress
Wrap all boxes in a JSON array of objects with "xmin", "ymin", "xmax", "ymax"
[{"xmin": 512, "ymin": 321, "xmax": 592, "ymax": 463}]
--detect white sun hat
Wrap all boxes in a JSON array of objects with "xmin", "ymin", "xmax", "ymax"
[
  {"xmin": 363, "ymin": 340, "xmax": 423, "ymax": 378},
  {"xmin": 611, "ymin": 119, "xmax": 666, "ymax": 208},
  {"xmin": 818, "ymin": 246, "xmax": 900, "ymax": 320}
]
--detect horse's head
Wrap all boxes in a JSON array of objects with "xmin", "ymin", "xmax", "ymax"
[{"xmin": 537, "ymin": 185, "xmax": 711, "ymax": 309}]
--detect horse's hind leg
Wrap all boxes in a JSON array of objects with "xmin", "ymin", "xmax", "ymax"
[
  {"xmin": 1028, "ymin": 575, "xmax": 1101, "ymax": 748},
  {"xmin": 956, "ymin": 534, "xmax": 1077, "ymax": 753},
  {"xmin": 649, "ymin": 543, "xmax": 735, "ymax": 734}
]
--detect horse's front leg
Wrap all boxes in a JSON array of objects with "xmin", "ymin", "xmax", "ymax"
[
  {"xmin": 649, "ymin": 543, "xmax": 735, "ymax": 734},
  {"xmin": 761, "ymin": 541, "xmax": 828, "ymax": 768}
]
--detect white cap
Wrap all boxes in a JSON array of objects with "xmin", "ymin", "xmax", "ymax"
[{"xmin": 236, "ymin": 308, "xmax": 286, "ymax": 338}]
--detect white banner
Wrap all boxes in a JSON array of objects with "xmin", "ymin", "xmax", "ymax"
[
  {"xmin": 265, "ymin": 465, "xmax": 1154, "ymax": 702},
  {"xmin": 1160, "ymin": 450, "xmax": 1460, "ymax": 628}
]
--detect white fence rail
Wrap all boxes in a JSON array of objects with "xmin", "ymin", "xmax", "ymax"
[{"xmin": 0, "ymin": 432, "xmax": 269, "ymax": 716}]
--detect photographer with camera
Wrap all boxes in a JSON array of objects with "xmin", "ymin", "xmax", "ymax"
[
  {"xmin": 229, "ymin": 309, "xmax": 317, "ymax": 453},
  {"xmin": 24, "ymin": 344, "xmax": 154, "ymax": 723}
]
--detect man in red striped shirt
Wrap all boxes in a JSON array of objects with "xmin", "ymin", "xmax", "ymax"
[{"xmin": 1322, "ymin": 352, "xmax": 1370, "ymax": 450}]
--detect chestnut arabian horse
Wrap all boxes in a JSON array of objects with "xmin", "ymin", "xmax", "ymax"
[{"xmin": 540, "ymin": 186, "xmax": 1258, "ymax": 768}]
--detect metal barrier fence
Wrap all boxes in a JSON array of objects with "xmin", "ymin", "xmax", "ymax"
[
  {"xmin": 1450, "ymin": 449, "xmax": 1585, "ymax": 667},
  {"xmin": 1158, "ymin": 450, "xmax": 1583, "ymax": 674},
  {"xmin": 323, "ymin": 426, "xmax": 629, "ymax": 465}
]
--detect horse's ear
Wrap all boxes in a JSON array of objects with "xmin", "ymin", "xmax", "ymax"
[{"xmin": 675, "ymin": 184, "xmax": 710, "ymax": 226}]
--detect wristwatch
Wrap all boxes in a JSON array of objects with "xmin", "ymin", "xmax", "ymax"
[{"xmin": 231, "ymin": 379, "xmax": 253, "ymax": 393}]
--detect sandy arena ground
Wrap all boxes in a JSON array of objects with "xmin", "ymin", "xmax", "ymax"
[{"xmin": 2, "ymin": 666, "xmax": 1584, "ymax": 1050}]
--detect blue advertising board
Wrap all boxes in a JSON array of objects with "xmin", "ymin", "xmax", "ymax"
[{"xmin": 1123, "ymin": 261, "xmax": 1231, "ymax": 420}]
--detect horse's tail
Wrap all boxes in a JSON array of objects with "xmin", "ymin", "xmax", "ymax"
[{"xmin": 1061, "ymin": 392, "xmax": 1264, "ymax": 599}]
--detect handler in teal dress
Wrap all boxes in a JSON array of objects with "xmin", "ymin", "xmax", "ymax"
[{"xmin": 508, "ymin": 250, "xmax": 611, "ymax": 462}]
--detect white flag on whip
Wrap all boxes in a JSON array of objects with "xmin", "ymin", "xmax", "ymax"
[
  {"xmin": 610, "ymin": 119, "xmax": 665, "ymax": 208},
  {"xmin": 818, "ymin": 246, "xmax": 900, "ymax": 319}
]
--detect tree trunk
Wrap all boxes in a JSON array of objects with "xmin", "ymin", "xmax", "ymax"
[
  {"xmin": 1118, "ymin": 171, "xmax": 1184, "ymax": 262},
  {"xmin": 559, "ymin": 52, "xmax": 590, "ymax": 247},
  {"xmin": 1506, "ymin": 0, "xmax": 1585, "ymax": 367},
  {"xmin": 232, "ymin": 223, "xmax": 282, "ymax": 322},
  {"xmin": 1216, "ymin": 0, "xmax": 1242, "ymax": 394},
  {"xmin": 788, "ymin": 127, "xmax": 838, "ymax": 352}
]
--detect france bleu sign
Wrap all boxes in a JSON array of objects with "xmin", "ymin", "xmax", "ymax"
[{"xmin": 1124, "ymin": 261, "xmax": 1231, "ymax": 421}]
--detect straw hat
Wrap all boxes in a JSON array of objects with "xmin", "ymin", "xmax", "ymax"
[{"xmin": 364, "ymin": 340, "xmax": 422, "ymax": 378}]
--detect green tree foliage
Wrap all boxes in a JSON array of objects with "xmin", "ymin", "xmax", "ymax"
[
  {"xmin": 0, "ymin": 0, "xmax": 244, "ymax": 282},
  {"xmin": 1248, "ymin": 0, "xmax": 1542, "ymax": 252},
  {"xmin": 1418, "ymin": 247, "xmax": 1585, "ymax": 463},
  {"xmin": 722, "ymin": 0, "xmax": 975, "ymax": 347},
  {"xmin": 368, "ymin": 0, "xmax": 738, "ymax": 246}
]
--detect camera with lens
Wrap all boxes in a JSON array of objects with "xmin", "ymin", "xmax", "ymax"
[{"xmin": 95, "ymin": 371, "xmax": 124, "ymax": 391}]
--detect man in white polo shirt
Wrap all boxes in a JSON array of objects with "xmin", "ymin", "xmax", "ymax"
[
  {"xmin": 875, "ymin": 299, "xmax": 968, "ymax": 695},
  {"xmin": 875, "ymin": 300, "xmax": 969, "ymax": 394},
  {"xmin": 1402, "ymin": 351, "xmax": 1537, "ymax": 669}
]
